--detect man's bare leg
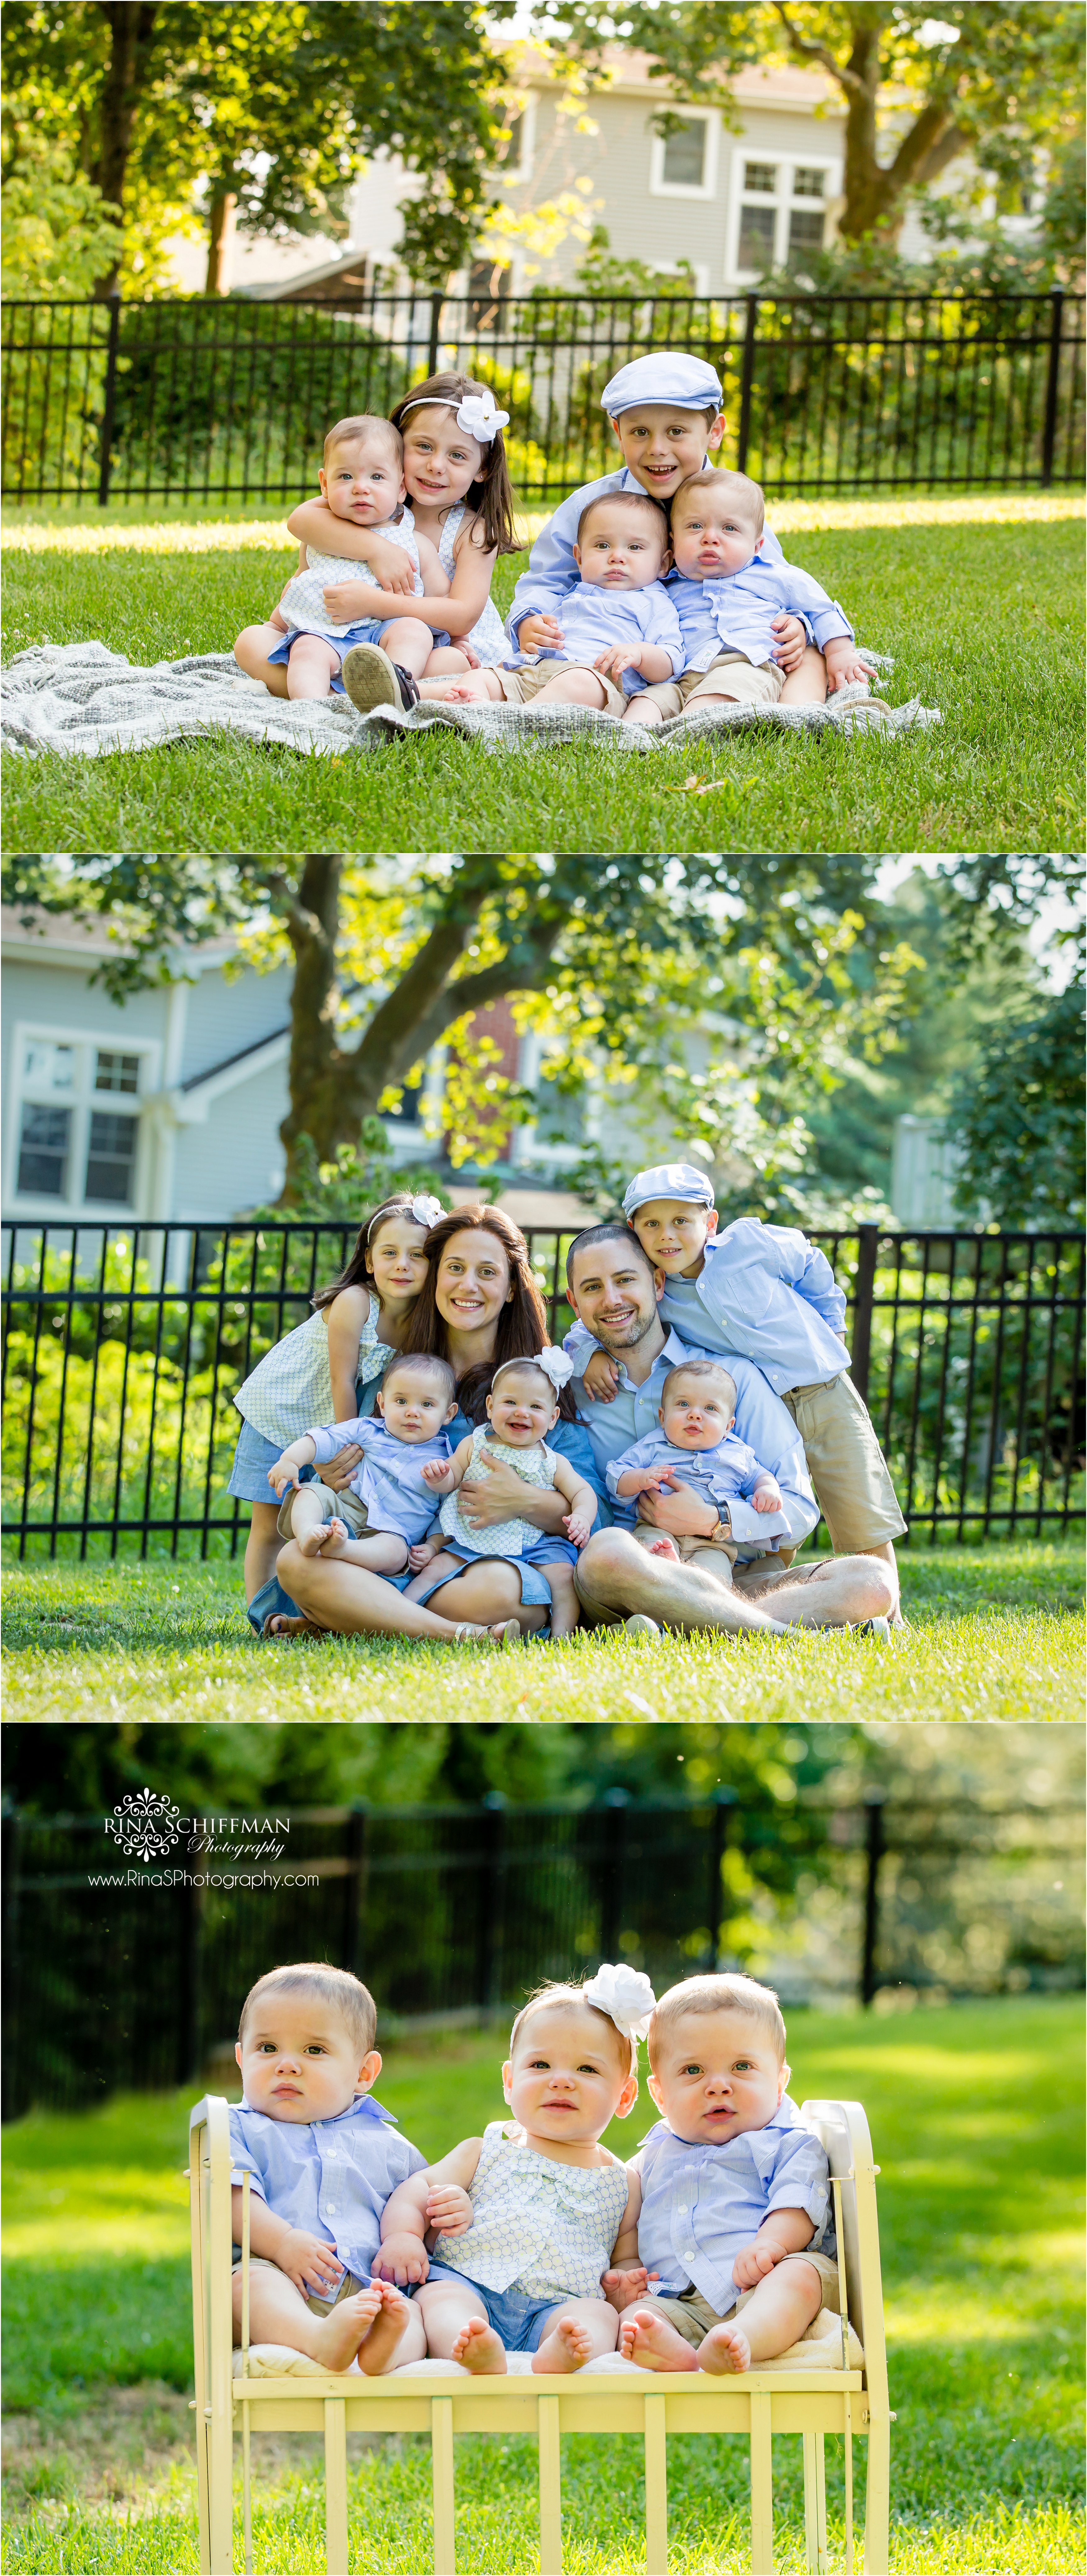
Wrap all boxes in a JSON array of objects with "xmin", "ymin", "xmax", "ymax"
[
  {"xmin": 575, "ymin": 1531, "xmax": 790, "ymax": 1636},
  {"xmin": 731, "ymin": 1551, "xmax": 898, "ymax": 1629}
]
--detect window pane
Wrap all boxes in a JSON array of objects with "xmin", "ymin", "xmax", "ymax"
[
  {"xmin": 84, "ymin": 1111, "xmax": 138, "ymax": 1205},
  {"xmin": 503, "ymin": 111, "xmax": 524, "ymax": 166},
  {"xmin": 17, "ymin": 1104, "xmax": 71, "ymax": 1196},
  {"xmin": 23, "ymin": 1040, "xmax": 75, "ymax": 1091},
  {"xmin": 744, "ymin": 161, "xmax": 777, "ymax": 196},
  {"xmin": 792, "ymin": 166, "xmax": 825, "ymax": 200},
  {"xmin": 788, "ymin": 208, "xmax": 825, "ymax": 259},
  {"xmin": 738, "ymin": 204, "xmax": 777, "ymax": 271},
  {"xmin": 662, "ymin": 119, "xmax": 707, "ymax": 188},
  {"xmin": 467, "ymin": 259, "xmax": 511, "ymax": 332},
  {"xmin": 95, "ymin": 1050, "xmax": 141, "ymax": 1095}
]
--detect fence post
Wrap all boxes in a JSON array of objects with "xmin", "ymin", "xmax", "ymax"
[
  {"xmin": 860, "ymin": 1795, "xmax": 885, "ymax": 2007},
  {"xmin": 176, "ymin": 1872, "xmax": 203, "ymax": 2084},
  {"xmin": 736, "ymin": 295, "xmax": 758, "ymax": 472},
  {"xmin": 477, "ymin": 1793, "xmax": 507, "ymax": 2009},
  {"xmin": 342, "ymin": 1801, "xmax": 370, "ymax": 1979},
  {"xmin": 1041, "ymin": 288, "xmax": 1065, "ymax": 488},
  {"xmin": 427, "ymin": 289, "xmax": 443, "ymax": 379},
  {"xmin": 705, "ymin": 1789, "xmax": 735, "ymax": 1970},
  {"xmin": 851, "ymin": 1224, "xmax": 879, "ymax": 1404},
  {"xmin": 599, "ymin": 1789, "xmax": 630, "ymax": 1962},
  {"xmin": 2, "ymin": 1806, "xmax": 22, "ymax": 2124},
  {"xmin": 97, "ymin": 292, "xmax": 122, "ymax": 508}
]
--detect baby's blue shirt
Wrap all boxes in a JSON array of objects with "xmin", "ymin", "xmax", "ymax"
[
  {"xmin": 229, "ymin": 2093, "xmax": 426, "ymax": 2287},
  {"xmin": 636, "ymin": 2095, "xmax": 833, "ymax": 2316},
  {"xmin": 507, "ymin": 577, "xmax": 683, "ymax": 689},
  {"xmin": 506, "ymin": 468, "xmax": 786, "ymax": 644}
]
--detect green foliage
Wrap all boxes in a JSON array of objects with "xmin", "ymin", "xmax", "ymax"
[
  {"xmin": 570, "ymin": 224, "xmax": 700, "ymax": 299},
  {"xmin": 242, "ymin": 1124, "xmax": 445, "ymax": 1225},
  {"xmin": 0, "ymin": 134, "xmax": 125, "ymax": 298},
  {"xmin": 950, "ymin": 979, "xmax": 1086, "ymax": 1229}
]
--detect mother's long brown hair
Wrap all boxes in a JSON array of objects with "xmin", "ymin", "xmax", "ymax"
[{"xmin": 402, "ymin": 1204, "xmax": 576, "ymax": 1422}]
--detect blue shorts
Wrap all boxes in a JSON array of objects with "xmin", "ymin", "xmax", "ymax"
[
  {"xmin": 397, "ymin": 1533, "xmax": 578, "ymax": 1612},
  {"xmin": 428, "ymin": 2270, "xmax": 569, "ymax": 2353},
  {"xmin": 227, "ymin": 1416, "xmax": 317, "ymax": 1507},
  {"xmin": 268, "ymin": 619, "xmax": 392, "ymax": 695}
]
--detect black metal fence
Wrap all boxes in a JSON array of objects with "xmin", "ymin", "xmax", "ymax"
[
  {"xmin": 2, "ymin": 288, "xmax": 1083, "ymax": 505},
  {"xmin": 2, "ymin": 1222, "xmax": 1083, "ymax": 1558},
  {"xmin": 3, "ymin": 1789, "xmax": 1081, "ymax": 2119}
]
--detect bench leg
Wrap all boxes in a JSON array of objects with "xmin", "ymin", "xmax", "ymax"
[
  {"xmin": 749, "ymin": 2390, "xmax": 774, "ymax": 2576},
  {"xmin": 802, "ymin": 2430, "xmax": 827, "ymax": 2574},
  {"xmin": 644, "ymin": 2391, "xmax": 668, "ymax": 2574},
  {"xmin": 206, "ymin": 2404, "xmax": 234, "ymax": 2575},
  {"xmin": 863, "ymin": 2413, "xmax": 891, "ymax": 2576},
  {"xmin": 431, "ymin": 2395, "xmax": 456, "ymax": 2576},
  {"xmin": 538, "ymin": 2393, "xmax": 562, "ymax": 2574},
  {"xmin": 324, "ymin": 2397, "xmax": 348, "ymax": 2576}
]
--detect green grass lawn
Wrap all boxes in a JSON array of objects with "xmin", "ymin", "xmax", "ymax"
[
  {"xmin": 3, "ymin": 517, "xmax": 1083, "ymax": 852},
  {"xmin": 1, "ymin": 1540, "xmax": 1082, "ymax": 1724},
  {"xmin": 2, "ymin": 1999, "xmax": 1082, "ymax": 2571}
]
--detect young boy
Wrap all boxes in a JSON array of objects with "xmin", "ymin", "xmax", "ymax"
[
  {"xmin": 419, "ymin": 491, "xmax": 683, "ymax": 716},
  {"xmin": 603, "ymin": 1972, "xmax": 840, "ymax": 2374},
  {"xmin": 566, "ymin": 1163, "xmax": 906, "ymax": 1611},
  {"xmin": 627, "ymin": 467, "xmax": 876, "ymax": 725},
  {"xmin": 228, "ymin": 1961, "xmax": 428, "ymax": 2372},
  {"xmin": 606, "ymin": 1358, "xmax": 791, "ymax": 1583},
  {"xmin": 268, "ymin": 1353, "xmax": 458, "ymax": 1576},
  {"xmin": 503, "ymin": 354, "xmax": 813, "ymax": 690}
]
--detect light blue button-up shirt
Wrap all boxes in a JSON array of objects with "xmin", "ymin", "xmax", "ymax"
[
  {"xmin": 636, "ymin": 2097, "xmax": 833, "ymax": 2316},
  {"xmin": 570, "ymin": 1327, "xmax": 818, "ymax": 1551},
  {"xmin": 508, "ymin": 577, "xmax": 684, "ymax": 690},
  {"xmin": 673, "ymin": 549, "xmax": 853, "ymax": 672},
  {"xmin": 656, "ymin": 1224, "xmax": 850, "ymax": 1398},
  {"xmin": 229, "ymin": 2093, "xmax": 425, "ymax": 2286},
  {"xmin": 308, "ymin": 1416, "xmax": 452, "ymax": 1545},
  {"xmin": 506, "ymin": 468, "xmax": 786, "ymax": 645},
  {"xmin": 605, "ymin": 1427, "xmax": 789, "ymax": 1543}
]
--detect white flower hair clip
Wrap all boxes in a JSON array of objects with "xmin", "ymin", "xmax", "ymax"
[
  {"xmin": 456, "ymin": 390, "xmax": 510, "ymax": 445},
  {"xmin": 584, "ymin": 1963, "xmax": 657, "ymax": 2043},
  {"xmin": 411, "ymin": 1194, "xmax": 445, "ymax": 1229},
  {"xmin": 492, "ymin": 1344, "xmax": 574, "ymax": 1397}
]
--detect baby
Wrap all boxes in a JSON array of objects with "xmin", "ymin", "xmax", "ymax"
[
  {"xmin": 233, "ymin": 413, "xmax": 468, "ymax": 703},
  {"xmin": 373, "ymin": 1965, "xmax": 655, "ymax": 2374},
  {"xmin": 228, "ymin": 1960, "xmax": 427, "ymax": 2373},
  {"xmin": 409, "ymin": 1349, "xmax": 597, "ymax": 1638},
  {"xmin": 605, "ymin": 1972, "xmax": 840, "ymax": 2375},
  {"xmin": 268, "ymin": 1352, "xmax": 458, "ymax": 1577},
  {"xmin": 606, "ymin": 1358, "xmax": 790, "ymax": 1583},
  {"xmin": 420, "ymin": 491, "xmax": 683, "ymax": 720},
  {"xmin": 627, "ymin": 467, "xmax": 875, "ymax": 725}
]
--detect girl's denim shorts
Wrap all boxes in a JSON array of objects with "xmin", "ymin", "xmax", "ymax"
[
  {"xmin": 226, "ymin": 1416, "xmax": 316, "ymax": 1506},
  {"xmin": 424, "ymin": 2267, "xmax": 568, "ymax": 2352},
  {"xmin": 267, "ymin": 619, "xmax": 386, "ymax": 695}
]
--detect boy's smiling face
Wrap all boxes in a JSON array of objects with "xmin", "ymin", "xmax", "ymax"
[
  {"xmin": 236, "ymin": 1998, "xmax": 380, "ymax": 2125},
  {"xmin": 648, "ymin": 2008, "xmax": 788, "ymax": 2144},
  {"xmin": 630, "ymin": 1198, "xmax": 718, "ymax": 1277},
  {"xmin": 612, "ymin": 404, "xmax": 724, "ymax": 497}
]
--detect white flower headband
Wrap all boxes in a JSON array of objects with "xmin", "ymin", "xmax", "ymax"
[
  {"xmin": 492, "ymin": 1344, "xmax": 573, "ymax": 1397},
  {"xmin": 584, "ymin": 1963, "xmax": 657, "ymax": 2044},
  {"xmin": 400, "ymin": 390, "xmax": 510, "ymax": 445},
  {"xmin": 366, "ymin": 1194, "xmax": 445, "ymax": 1241}
]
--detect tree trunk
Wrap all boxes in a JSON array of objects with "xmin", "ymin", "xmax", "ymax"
[
  {"xmin": 90, "ymin": 0, "xmax": 159, "ymax": 294},
  {"xmin": 774, "ymin": 2, "xmax": 963, "ymax": 246},
  {"xmin": 205, "ymin": 183, "xmax": 237, "ymax": 294}
]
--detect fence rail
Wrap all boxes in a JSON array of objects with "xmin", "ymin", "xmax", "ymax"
[
  {"xmin": 2, "ymin": 1222, "xmax": 1082, "ymax": 1556},
  {"xmin": 2, "ymin": 1789, "xmax": 1081, "ymax": 2118},
  {"xmin": 2, "ymin": 288, "xmax": 1083, "ymax": 505}
]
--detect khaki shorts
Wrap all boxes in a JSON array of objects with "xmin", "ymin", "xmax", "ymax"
[
  {"xmin": 644, "ymin": 2249, "xmax": 841, "ymax": 2351},
  {"xmin": 497, "ymin": 658, "xmax": 626, "ymax": 717},
  {"xmin": 232, "ymin": 2249, "xmax": 365, "ymax": 2318},
  {"xmin": 637, "ymin": 653, "xmax": 784, "ymax": 721},
  {"xmin": 276, "ymin": 1478, "xmax": 370, "ymax": 1543},
  {"xmin": 781, "ymin": 1372, "xmax": 906, "ymax": 1554}
]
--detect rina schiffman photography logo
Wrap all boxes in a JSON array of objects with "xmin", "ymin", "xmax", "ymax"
[{"xmin": 105, "ymin": 1788, "xmax": 184, "ymax": 1864}]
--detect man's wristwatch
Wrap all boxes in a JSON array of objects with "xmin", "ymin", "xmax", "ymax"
[{"xmin": 707, "ymin": 1505, "xmax": 732, "ymax": 1547}]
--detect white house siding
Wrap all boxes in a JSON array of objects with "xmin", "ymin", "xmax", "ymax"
[
  {"xmin": 171, "ymin": 1057, "xmax": 291, "ymax": 1221},
  {"xmin": 175, "ymin": 960, "xmax": 293, "ymax": 1087}
]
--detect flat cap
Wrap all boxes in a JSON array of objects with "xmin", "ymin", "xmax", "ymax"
[
  {"xmin": 622, "ymin": 1162, "xmax": 716, "ymax": 1217},
  {"xmin": 602, "ymin": 354, "xmax": 724, "ymax": 417}
]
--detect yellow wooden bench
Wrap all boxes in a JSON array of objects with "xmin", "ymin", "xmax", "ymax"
[{"xmin": 189, "ymin": 2091, "xmax": 890, "ymax": 2576}]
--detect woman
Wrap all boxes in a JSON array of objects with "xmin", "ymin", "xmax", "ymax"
[{"xmin": 275, "ymin": 1206, "xmax": 606, "ymax": 1644}]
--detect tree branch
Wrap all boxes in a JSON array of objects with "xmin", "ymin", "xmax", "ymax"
[{"xmin": 770, "ymin": 2, "xmax": 869, "ymax": 102}]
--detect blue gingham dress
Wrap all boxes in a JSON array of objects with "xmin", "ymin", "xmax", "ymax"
[
  {"xmin": 439, "ymin": 1426, "xmax": 562, "ymax": 1557},
  {"xmin": 277, "ymin": 513, "xmax": 422, "ymax": 642},
  {"xmin": 436, "ymin": 502, "xmax": 507, "ymax": 663},
  {"xmin": 431, "ymin": 2120, "xmax": 630, "ymax": 2303},
  {"xmin": 233, "ymin": 1292, "xmax": 393, "ymax": 1446}
]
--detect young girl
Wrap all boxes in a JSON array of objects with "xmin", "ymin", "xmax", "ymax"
[
  {"xmin": 407, "ymin": 1349, "xmax": 596, "ymax": 1638},
  {"xmin": 284, "ymin": 372, "xmax": 520, "ymax": 715},
  {"xmin": 227, "ymin": 1192, "xmax": 443, "ymax": 1608},
  {"xmin": 374, "ymin": 1966, "xmax": 656, "ymax": 2375}
]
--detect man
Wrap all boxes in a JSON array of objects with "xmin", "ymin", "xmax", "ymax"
[{"xmin": 567, "ymin": 1226, "xmax": 897, "ymax": 1638}]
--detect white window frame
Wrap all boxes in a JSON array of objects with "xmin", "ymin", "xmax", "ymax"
[
  {"xmin": 5, "ymin": 1022, "xmax": 160, "ymax": 1220},
  {"xmin": 494, "ymin": 90, "xmax": 536, "ymax": 186},
  {"xmin": 725, "ymin": 150, "xmax": 841, "ymax": 285},
  {"xmin": 649, "ymin": 106, "xmax": 720, "ymax": 202}
]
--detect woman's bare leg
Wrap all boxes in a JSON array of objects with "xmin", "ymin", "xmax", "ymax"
[
  {"xmin": 244, "ymin": 1500, "xmax": 285, "ymax": 1602},
  {"xmin": 778, "ymin": 644, "xmax": 827, "ymax": 706},
  {"xmin": 234, "ymin": 623, "xmax": 291, "ymax": 698},
  {"xmin": 277, "ymin": 1539, "xmax": 516, "ymax": 1641},
  {"xmin": 422, "ymin": 1560, "xmax": 547, "ymax": 1637}
]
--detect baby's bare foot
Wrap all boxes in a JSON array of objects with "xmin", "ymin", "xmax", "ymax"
[
  {"xmin": 310, "ymin": 2285, "xmax": 385, "ymax": 2371},
  {"xmin": 263, "ymin": 1611, "xmax": 325, "ymax": 1639},
  {"xmin": 619, "ymin": 2308, "xmax": 699, "ymax": 2371},
  {"xmin": 356, "ymin": 2280, "xmax": 410, "ymax": 2376},
  {"xmin": 451, "ymin": 2316, "xmax": 507, "ymax": 2374},
  {"xmin": 533, "ymin": 2316, "xmax": 594, "ymax": 2374},
  {"xmin": 698, "ymin": 2320, "xmax": 752, "ymax": 2375},
  {"xmin": 647, "ymin": 1536, "xmax": 680, "ymax": 1559}
]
